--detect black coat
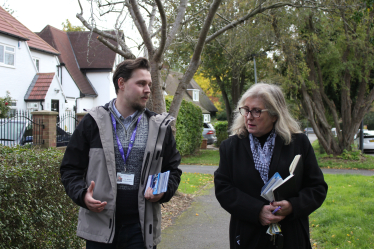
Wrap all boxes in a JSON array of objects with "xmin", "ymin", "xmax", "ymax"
[{"xmin": 214, "ymin": 133, "xmax": 327, "ymax": 249}]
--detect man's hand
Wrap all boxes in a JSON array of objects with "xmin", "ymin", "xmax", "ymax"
[
  {"xmin": 84, "ymin": 181, "xmax": 107, "ymax": 213},
  {"xmin": 144, "ymin": 187, "xmax": 164, "ymax": 203},
  {"xmin": 271, "ymin": 200, "xmax": 293, "ymax": 216},
  {"xmin": 259, "ymin": 204, "xmax": 286, "ymax": 226}
]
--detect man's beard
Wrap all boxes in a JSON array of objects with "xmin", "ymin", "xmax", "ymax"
[{"xmin": 131, "ymin": 101, "xmax": 145, "ymax": 111}]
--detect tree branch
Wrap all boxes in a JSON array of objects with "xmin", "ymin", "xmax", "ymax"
[
  {"xmin": 76, "ymin": 0, "xmax": 135, "ymax": 58},
  {"xmin": 128, "ymin": 0, "xmax": 154, "ymax": 55},
  {"xmin": 164, "ymin": 0, "xmax": 188, "ymax": 50},
  {"xmin": 205, "ymin": 2, "xmax": 327, "ymax": 44},
  {"xmin": 153, "ymin": 0, "xmax": 167, "ymax": 61},
  {"xmin": 98, "ymin": 36, "xmax": 135, "ymax": 59}
]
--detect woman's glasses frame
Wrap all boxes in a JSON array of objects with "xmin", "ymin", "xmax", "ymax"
[{"xmin": 238, "ymin": 107, "xmax": 268, "ymax": 118}]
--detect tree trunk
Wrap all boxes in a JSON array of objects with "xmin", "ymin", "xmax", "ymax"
[
  {"xmin": 216, "ymin": 75, "xmax": 233, "ymax": 126},
  {"xmin": 149, "ymin": 59, "xmax": 166, "ymax": 114}
]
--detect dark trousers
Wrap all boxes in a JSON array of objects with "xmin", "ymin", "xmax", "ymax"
[{"xmin": 86, "ymin": 222, "xmax": 157, "ymax": 249}]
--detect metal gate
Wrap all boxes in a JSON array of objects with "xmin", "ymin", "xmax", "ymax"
[
  {"xmin": 56, "ymin": 111, "xmax": 78, "ymax": 147},
  {"xmin": 0, "ymin": 110, "xmax": 43, "ymax": 147}
]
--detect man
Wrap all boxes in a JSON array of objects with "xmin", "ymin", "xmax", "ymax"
[{"xmin": 60, "ymin": 57, "xmax": 182, "ymax": 249}]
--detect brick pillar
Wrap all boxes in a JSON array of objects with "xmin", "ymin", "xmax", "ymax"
[
  {"xmin": 31, "ymin": 110, "xmax": 58, "ymax": 148},
  {"xmin": 76, "ymin": 112, "xmax": 88, "ymax": 125}
]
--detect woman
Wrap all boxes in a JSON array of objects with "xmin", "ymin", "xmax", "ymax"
[{"xmin": 214, "ymin": 83, "xmax": 327, "ymax": 249}]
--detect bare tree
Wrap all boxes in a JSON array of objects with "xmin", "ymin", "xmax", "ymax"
[{"xmin": 76, "ymin": 0, "xmax": 325, "ymax": 129}]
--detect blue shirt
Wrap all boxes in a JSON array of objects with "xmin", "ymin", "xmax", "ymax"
[{"xmin": 112, "ymin": 99, "xmax": 138, "ymax": 130}]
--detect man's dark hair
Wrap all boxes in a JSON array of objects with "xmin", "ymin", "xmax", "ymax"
[{"xmin": 112, "ymin": 57, "xmax": 150, "ymax": 94}]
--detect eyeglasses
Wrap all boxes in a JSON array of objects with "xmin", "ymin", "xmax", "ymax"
[{"xmin": 238, "ymin": 107, "xmax": 268, "ymax": 118}]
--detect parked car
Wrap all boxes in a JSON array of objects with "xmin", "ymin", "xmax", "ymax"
[
  {"xmin": 0, "ymin": 119, "xmax": 31, "ymax": 146},
  {"xmin": 304, "ymin": 127, "xmax": 314, "ymax": 134},
  {"xmin": 203, "ymin": 122, "xmax": 217, "ymax": 145},
  {"xmin": 56, "ymin": 126, "xmax": 72, "ymax": 147},
  {"xmin": 0, "ymin": 118, "xmax": 71, "ymax": 147},
  {"xmin": 362, "ymin": 130, "xmax": 374, "ymax": 151}
]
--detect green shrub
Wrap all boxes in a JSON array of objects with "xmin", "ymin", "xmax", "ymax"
[
  {"xmin": 214, "ymin": 121, "xmax": 229, "ymax": 147},
  {"xmin": 165, "ymin": 96, "xmax": 203, "ymax": 156},
  {"xmin": 0, "ymin": 91, "xmax": 12, "ymax": 118},
  {"xmin": 0, "ymin": 146, "xmax": 83, "ymax": 249}
]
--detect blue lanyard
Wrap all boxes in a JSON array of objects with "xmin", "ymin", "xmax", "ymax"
[{"xmin": 111, "ymin": 113, "xmax": 143, "ymax": 171}]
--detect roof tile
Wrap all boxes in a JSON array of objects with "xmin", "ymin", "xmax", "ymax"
[
  {"xmin": 38, "ymin": 26, "xmax": 97, "ymax": 96},
  {"xmin": 0, "ymin": 7, "xmax": 59, "ymax": 55},
  {"xmin": 24, "ymin": 73, "xmax": 55, "ymax": 101}
]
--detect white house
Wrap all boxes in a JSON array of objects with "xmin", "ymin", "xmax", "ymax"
[
  {"xmin": 38, "ymin": 26, "xmax": 123, "ymax": 113},
  {"xmin": 0, "ymin": 6, "xmax": 66, "ymax": 115}
]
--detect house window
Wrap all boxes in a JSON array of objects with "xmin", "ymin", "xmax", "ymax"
[
  {"xmin": 33, "ymin": 58, "xmax": 40, "ymax": 71},
  {"xmin": 0, "ymin": 44, "xmax": 15, "ymax": 66},
  {"xmin": 192, "ymin": 90, "xmax": 199, "ymax": 101},
  {"xmin": 203, "ymin": 114, "xmax": 211, "ymax": 123}
]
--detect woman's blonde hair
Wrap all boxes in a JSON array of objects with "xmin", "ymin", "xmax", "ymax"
[{"xmin": 230, "ymin": 83, "xmax": 301, "ymax": 144}]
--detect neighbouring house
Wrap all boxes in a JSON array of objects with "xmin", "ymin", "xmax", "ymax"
[
  {"xmin": 0, "ymin": 6, "xmax": 124, "ymax": 117},
  {"xmin": 0, "ymin": 6, "xmax": 65, "ymax": 115},
  {"xmin": 164, "ymin": 71, "xmax": 218, "ymax": 122},
  {"xmin": 38, "ymin": 26, "xmax": 124, "ymax": 113}
]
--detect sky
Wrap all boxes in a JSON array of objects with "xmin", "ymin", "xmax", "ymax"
[
  {"xmin": 3, "ymin": 0, "xmax": 90, "ymax": 32},
  {"xmin": 2, "ymin": 0, "xmax": 142, "ymax": 54}
]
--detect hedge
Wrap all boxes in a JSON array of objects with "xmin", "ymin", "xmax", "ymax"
[
  {"xmin": 165, "ymin": 96, "xmax": 203, "ymax": 156},
  {"xmin": 214, "ymin": 121, "xmax": 229, "ymax": 147},
  {"xmin": 0, "ymin": 146, "xmax": 83, "ymax": 249}
]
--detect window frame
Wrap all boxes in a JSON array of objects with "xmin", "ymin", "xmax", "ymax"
[
  {"xmin": 0, "ymin": 43, "xmax": 16, "ymax": 67},
  {"xmin": 192, "ymin": 89, "xmax": 199, "ymax": 101},
  {"xmin": 33, "ymin": 57, "xmax": 40, "ymax": 71}
]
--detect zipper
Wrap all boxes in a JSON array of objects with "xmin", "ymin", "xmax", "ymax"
[
  {"xmin": 108, "ymin": 212, "xmax": 115, "ymax": 242},
  {"xmin": 141, "ymin": 152, "xmax": 151, "ymax": 185}
]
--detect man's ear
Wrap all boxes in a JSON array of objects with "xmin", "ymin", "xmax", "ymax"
[{"xmin": 118, "ymin": 78, "xmax": 125, "ymax": 91}]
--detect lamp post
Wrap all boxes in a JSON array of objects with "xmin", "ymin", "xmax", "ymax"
[{"xmin": 250, "ymin": 52, "xmax": 267, "ymax": 84}]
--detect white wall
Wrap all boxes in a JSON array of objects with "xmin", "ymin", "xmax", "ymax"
[
  {"xmin": 60, "ymin": 67, "xmax": 80, "ymax": 98},
  {"xmin": 78, "ymin": 97, "xmax": 94, "ymax": 112},
  {"xmin": 43, "ymin": 75, "xmax": 66, "ymax": 113},
  {"xmin": 86, "ymin": 71, "xmax": 116, "ymax": 106},
  {"xmin": 0, "ymin": 36, "xmax": 36, "ymax": 111},
  {"xmin": 30, "ymin": 50, "xmax": 59, "ymax": 74}
]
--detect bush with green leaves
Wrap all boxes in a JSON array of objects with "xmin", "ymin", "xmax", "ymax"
[
  {"xmin": 0, "ymin": 91, "xmax": 12, "ymax": 118},
  {"xmin": 214, "ymin": 121, "xmax": 229, "ymax": 147},
  {"xmin": 165, "ymin": 96, "xmax": 203, "ymax": 156},
  {"xmin": 0, "ymin": 146, "xmax": 83, "ymax": 249}
]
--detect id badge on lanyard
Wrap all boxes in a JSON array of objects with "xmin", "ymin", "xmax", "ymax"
[{"xmin": 111, "ymin": 113, "xmax": 142, "ymax": 186}]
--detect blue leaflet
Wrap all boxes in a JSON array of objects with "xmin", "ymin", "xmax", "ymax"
[{"xmin": 260, "ymin": 172, "xmax": 283, "ymax": 202}]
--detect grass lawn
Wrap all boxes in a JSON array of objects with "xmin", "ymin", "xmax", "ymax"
[
  {"xmin": 310, "ymin": 174, "xmax": 374, "ymax": 248},
  {"xmin": 312, "ymin": 140, "xmax": 374, "ymax": 170},
  {"xmin": 180, "ymin": 141, "xmax": 374, "ymax": 170},
  {"xmin": 180, "ymin": 150, "xmax": 220, "ymax": 166},
  {"xmin": 177, "ymin": 172, "xmax": 214, "ymax": 194}
]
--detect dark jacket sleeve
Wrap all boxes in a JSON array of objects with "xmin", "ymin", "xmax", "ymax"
[
  {"xmin": 214, "ymin": 139, "xmax": 267, "ymax": 225},
  {"xmin": 159, "ymin": 125, "xmax": 182, "ymax": 203},
  {"xmin": 285, "ymin": 134, "xmax": 328, "ymax": 221},
  {"xmin": 60, "ymin": 114, "xmax": 96, "ymax": 209}
]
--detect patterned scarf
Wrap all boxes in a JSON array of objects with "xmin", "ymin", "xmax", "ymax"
[{"xmin": 249, "ymin": 129, "xmax": 277, "ymax": 183}]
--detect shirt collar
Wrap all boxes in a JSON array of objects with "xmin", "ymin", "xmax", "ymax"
[{"xmin": 112, "ymin": 99, "xmax": 138, "ymax": 121}]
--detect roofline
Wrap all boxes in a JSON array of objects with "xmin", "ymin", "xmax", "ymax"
[
  {"xmin": 24, "ymin": 99, "xmax": 45, "ymax": 102},
  {"xmin": 81, "ymin": 68, "xmax": 113, "ymax": 72},
  {"xmin": 0, "ymin": 30, "xmax": 29, "ymax": 41},
  {"xmin": 29, "ymin": 46, "xmax": 60, "ymax": 56}
]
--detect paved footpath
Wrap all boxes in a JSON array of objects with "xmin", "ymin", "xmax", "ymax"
[{"xmin": 158, "ymin": 165, "xmax": 374, "ymax": 249}]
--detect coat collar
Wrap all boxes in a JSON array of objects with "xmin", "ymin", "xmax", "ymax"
[{"xmin": 268, "ymin": 135, "xmax": 284, "ymax": 177}]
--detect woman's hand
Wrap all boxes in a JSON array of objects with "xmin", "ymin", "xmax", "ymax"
[
  {"xmin": 259, "ymin": 204, "xmax": 286, "ymax": 226},
  {"xmin": 271, "ymin": 200, "xmax": 293, "ymax": 216}
]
